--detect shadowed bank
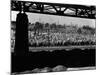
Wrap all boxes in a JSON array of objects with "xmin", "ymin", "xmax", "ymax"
[{"xmin": 12, "ymin": 48, "xmax": 95, "ymax": 73}]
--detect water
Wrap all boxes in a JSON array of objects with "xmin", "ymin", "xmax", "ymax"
[{"xmin": 11, "ymin": 48, "xmax": 95, "ymax": 73}]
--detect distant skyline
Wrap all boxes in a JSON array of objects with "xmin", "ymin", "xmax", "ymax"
[{"xmin": 11, "ymin": 11, "xmax": 96, "ymax": 28}]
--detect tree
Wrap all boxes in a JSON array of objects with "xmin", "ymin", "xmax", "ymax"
[
  {"xmin": 34, "ymin": 22, "xmax": 42, "ymax": 35},
  {"xmin": 50, "ymin": 23, "xmax": 57, "ymax": 29},
  {"xmin": 77, "ymin": 28, "xmax": 82, "ymax": 34}
]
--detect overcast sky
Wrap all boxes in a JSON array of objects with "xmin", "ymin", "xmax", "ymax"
[
  {"xmin": 11, "ymin": 11, "xmax": 96, "ymax": 28},
  {"xmin": 14, "ymin": 0, "xmax": 96, "ymax": 6}
]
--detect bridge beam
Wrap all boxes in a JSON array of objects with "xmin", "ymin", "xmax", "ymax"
[{"xmin": 11, "ymin": 0, "xmax": 96, "ymax": 19}]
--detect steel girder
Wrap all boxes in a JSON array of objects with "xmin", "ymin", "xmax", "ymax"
[{"xmin": 11, "ymin": 0, "xmax": 96, "ymax": 19}]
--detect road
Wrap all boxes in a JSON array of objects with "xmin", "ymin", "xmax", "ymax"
[{"xmin": 29, "ymin": 45, "xmax": 95, "ymax": 52}]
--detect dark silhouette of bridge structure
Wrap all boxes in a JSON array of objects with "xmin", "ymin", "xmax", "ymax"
[
  {"xmin": 11, "ymin": 0, "xmax": 96, "ymax": 19},
  {"xmin": 11, "ymin": 0, "xmax": 96, "ymax": 55}
]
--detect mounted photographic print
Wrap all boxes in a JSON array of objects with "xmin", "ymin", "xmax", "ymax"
[{"xmin": 11, "ymin": 0, "xmax": 96, "ymax": 74}]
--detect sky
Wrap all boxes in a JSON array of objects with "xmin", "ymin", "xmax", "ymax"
[
  {"xmin": 11, "ymin": 11, "xmax": 96, "ymax": 28},
  {"xmin": 14, "ymin": 0, "xmax": 96, "ymax": 6}
]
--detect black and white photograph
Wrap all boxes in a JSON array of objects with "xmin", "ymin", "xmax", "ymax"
[{"xmin": 11, "ymin": 0, "xmax": 96, "ymax": 74}]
